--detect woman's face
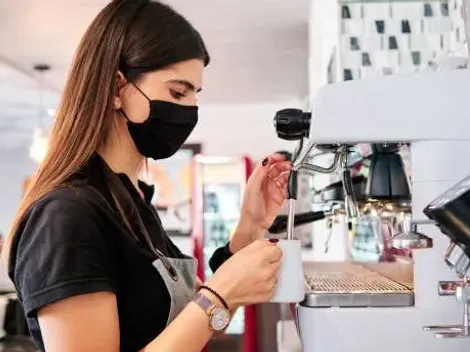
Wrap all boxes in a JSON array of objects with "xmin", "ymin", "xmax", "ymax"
[{"xmin": 116, "ymin": 58, "xmax": 204, "ymax": 123}]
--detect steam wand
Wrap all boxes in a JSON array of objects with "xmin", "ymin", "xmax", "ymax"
[{"xmin": 286, "ymin": 170, "xmax": 299, "ymax": 241}]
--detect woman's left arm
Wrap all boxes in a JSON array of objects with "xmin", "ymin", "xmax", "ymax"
[
  {"xmin": 230, "ymin": 153, "xmax": 291, "ymax": 253},
  {"xmin": 208, "ymin": 154, "xmax": 291, "ymax": 272}
]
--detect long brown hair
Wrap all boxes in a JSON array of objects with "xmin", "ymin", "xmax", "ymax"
[{"xmin": 3, "ymin": 0, "xmax": 209, "ymax": 264}]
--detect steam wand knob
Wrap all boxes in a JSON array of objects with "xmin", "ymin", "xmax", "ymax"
[{"xmin": 273, "ymin": 109, "xmax": 311, "ymax": 141}]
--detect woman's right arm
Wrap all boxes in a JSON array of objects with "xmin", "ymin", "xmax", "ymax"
[
  {"xmin": 39, "ymin": 238, "xmax": 282, "ymax": 352},
  {"xmin": 38, "ymin": 291, "xmax": 215, "ymax": 352}
]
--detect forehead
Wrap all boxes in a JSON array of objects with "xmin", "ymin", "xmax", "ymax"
[{"xmin": 144, "ymin": 59, "xmax": 204, "ymax": 89}]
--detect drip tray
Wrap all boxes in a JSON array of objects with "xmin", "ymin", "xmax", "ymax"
[{"xmin": 302, "ymin": 262, "xmax": 414, "ymax": 308}]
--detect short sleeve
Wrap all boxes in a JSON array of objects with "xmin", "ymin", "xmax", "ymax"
[
  {"xmin": 208, "ymin": 242, "xmax": 233, "ymax": 273},
  {"xmin": 12, "ymin": 191, "xmax": 116, "ymax": 318}
]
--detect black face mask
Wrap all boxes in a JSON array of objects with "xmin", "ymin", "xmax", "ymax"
[{"xmin": 120, "ymin": 84, "xmax": 198, "ymax": 160}]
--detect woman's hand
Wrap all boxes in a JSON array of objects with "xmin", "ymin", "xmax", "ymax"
[
  {"xmin": 206, "ymin": 239, "xmax": 282, "ymax": 308},
  {"xmin": 230, "ymin": 154, "xmax": 292, "ymax": 253}
]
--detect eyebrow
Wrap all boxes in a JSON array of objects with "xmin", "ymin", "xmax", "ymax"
[{"xmin": 167, "ymin": 79, "xmax": 202, "ymax": 93}]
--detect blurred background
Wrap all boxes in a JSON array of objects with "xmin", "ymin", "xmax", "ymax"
[{"xmin": 0, "ymin": 0, "xmax": 468, "ymax": 351}]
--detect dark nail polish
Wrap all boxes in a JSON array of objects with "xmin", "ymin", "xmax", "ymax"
[
  {"xmin": 269, "ymin": 238, "xmax": 279, "ymax": 243},
  {"xmin": 262, "ymin": 158, "xmax": 268, "ymax": 166}
]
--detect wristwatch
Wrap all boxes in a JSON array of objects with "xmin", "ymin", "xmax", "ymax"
[{"xmin": 194, "ymin": 292, "xmax": 230, "ymax": 331}]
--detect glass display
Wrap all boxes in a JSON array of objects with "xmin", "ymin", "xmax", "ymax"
[{"xmin": 350, "ymin": 213, "xmax": 384, "ymax": 261}]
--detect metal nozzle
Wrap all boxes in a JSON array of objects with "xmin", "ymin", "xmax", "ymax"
[
  {"xmin": 340, "ymin": 147, "xmax": 359, "ymax": 221},
  {"xmin": 286, "ymin": 199, "xmax": 296, "ymax": 241},
  {"xmin": 342, "ymin": 169, "xmax": 359, "ymax": 220},
  {"xmin": 389, "ymin": 221, "xmax": 433, "ymax": 249},
  {"xmin": 389, "ymin": 231, "xmax": 433, "ymax": 249},
  {"xmin": 286, "ymin": 170, "xmax": 299, "ymax": 241}
]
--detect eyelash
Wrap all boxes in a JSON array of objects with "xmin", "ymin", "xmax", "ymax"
[{"xmin": 170, "ymin": 89, "xmax": 185, "ymax": 100}]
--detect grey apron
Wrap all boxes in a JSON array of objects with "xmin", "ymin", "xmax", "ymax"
[{"xmin": 152, "ymin": 254, "xmax": 198, "ymax": 326}]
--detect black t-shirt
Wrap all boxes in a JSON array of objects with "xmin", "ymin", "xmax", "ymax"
[{"xmin": 8, "ymin": 155, "xmax": 232, "ymax": 352}]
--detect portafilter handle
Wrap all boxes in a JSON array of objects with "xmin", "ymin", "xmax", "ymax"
[{"xmin": 423, "ymin": 280, "xmax": 470, "ymax": 338}]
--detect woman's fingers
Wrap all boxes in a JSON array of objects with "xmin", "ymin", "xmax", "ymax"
[
  {"xmin": 267, "ymin": 153, "xmax": 288, "ymax": 163},
  {"xmin": 248, "ymin": 154, "xmax": 290, "ymax": 191},
  {"xmin": 269, "ymin": 160, "xmax": 292, "ymax": 174},
  {"xmin": 273, "ymin": 171, "xmax": 289, "ymax": 187},
  {"xmin": 267, "ymin": 161, "xmax": 292, "ymax": 180}
]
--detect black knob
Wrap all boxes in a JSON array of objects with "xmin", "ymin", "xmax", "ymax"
[{"xmin": 273, "ymin": 108, "xmax": 311, "ymax": 141}]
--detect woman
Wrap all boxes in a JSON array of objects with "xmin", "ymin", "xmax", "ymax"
[{"xmin": 3, "ymin": 1, "xmax": 292, "ymax": 351}]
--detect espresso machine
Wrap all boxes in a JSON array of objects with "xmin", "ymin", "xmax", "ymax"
[{"xmin": 274, "ymin": 69, "xmax": 470, "ymax": 352}]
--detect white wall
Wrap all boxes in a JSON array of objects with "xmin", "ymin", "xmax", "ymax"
[
  {"xmin": 189, "ymin": 101, "xmax": 302, "ymax": 158},
  {"xmin": 309, "ymin": 0, "xmax": 340, "ymax": 97},
  {"xmin": 0, "ymin": 148, "xmax": 36, "ymax": 235},
  {"xmin": 0, "ymin": 101, "xmax": 303, "ymax": 235}
]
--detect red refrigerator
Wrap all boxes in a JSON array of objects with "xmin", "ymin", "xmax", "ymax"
[{"xmin": 191, "ymin": 155, "xmax": 257, "ymax": 352}]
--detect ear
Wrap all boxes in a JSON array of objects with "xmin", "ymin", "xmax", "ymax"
[{"xmin": 113, "ymin": 71, "xmax": 127, "ymax": 110}]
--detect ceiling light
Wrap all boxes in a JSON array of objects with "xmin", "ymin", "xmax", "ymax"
[
  {"xmin": 29, "ymin": 127, "xmax": 49, "ymax": 164},
  {"xmin": 30, "ymin": 64, "xmax": 51, "ymax": 164}
]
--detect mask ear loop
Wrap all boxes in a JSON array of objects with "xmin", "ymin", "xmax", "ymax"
[
  {"xmin": 119, "ymin": 108, "xmax": 131, "ymax": 122},
  {"xmin": 131, "ymin": 82, "xmax": 152, "ymax": 102},
  {"xmin": 119, "ymin": 82, "xmax": 153, "ymax": 123}
]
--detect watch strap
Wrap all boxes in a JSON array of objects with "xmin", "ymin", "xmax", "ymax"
[
  {"xmin": 195, "ymin": 292, "xmax": 213, "ymax": 313},
  {"xmin": 199, "ymin": 285, "xmax": 229, "ymax": 309}
]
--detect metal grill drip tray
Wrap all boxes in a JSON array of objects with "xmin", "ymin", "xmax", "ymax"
[{"xmin": 301, "ymin": 262, "xmax": 414, "ymax": 308}]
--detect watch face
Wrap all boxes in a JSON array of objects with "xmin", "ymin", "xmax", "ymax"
[{"xmin": 210, "ymin": 307, "xmax": 230, "ymax": 331}]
